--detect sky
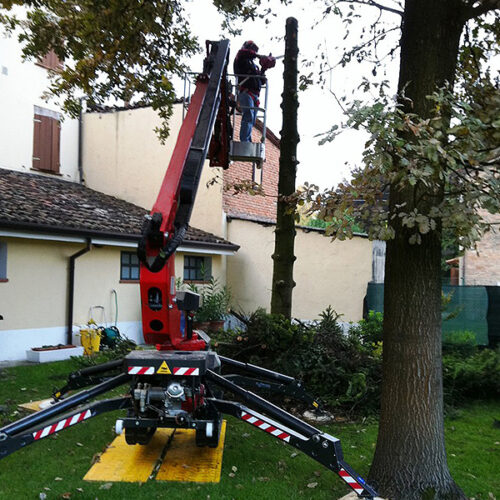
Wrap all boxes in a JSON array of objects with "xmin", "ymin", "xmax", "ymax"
[{"xmin": 182, "ymin": 0, "xmax": 401, "ymax": 189}]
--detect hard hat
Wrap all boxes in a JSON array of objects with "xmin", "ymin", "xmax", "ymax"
[{"xmin": 242, "ymin": 40, "xmax": 259, "ymax": 52}]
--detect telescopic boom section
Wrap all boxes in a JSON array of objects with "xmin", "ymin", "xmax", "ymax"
[{"xmin": 138, "ymin": 40, "xmax": 231, "ymax": 351}]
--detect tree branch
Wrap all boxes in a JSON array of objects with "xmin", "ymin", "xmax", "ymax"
[
  {"xmin": 331, "ymin": 25, "xmax": 400, "ymax": 69},
  {"xmin": 337, "ymin": 0, "xmax": 403, "ymax": 16},
  {"xmin": 465, "ymin": 0, "xmax": 500, "ymax": 19}
]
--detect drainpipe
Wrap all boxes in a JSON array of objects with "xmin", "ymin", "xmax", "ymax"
[
  {"xmin": 68, "ymin": 239, "xmax": 91, "ymax": 344},
  {"xmin": 78, "ymin": 98, "xmax": 84, "ymax": 183}
]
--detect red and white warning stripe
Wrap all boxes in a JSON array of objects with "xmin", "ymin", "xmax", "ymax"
[
  {"xmin": 241, "ymin": 410, "xmax": 297, "ymax": 442},
  {"xmin": 339, "ymin": 468, "xmax": 364, "ymax": 495},
  {"xmin": 172, "ymin": 367, "xmax": 199, "ymax": 376},
  {"xmin": 32, "ymin": 409, "xmax": 92, "ymax": 441},
  {"xmin": 128, "ymin": 366, "xmax": 155, "ymax": 375}
]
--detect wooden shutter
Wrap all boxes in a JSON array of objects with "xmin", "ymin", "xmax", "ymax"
[
  {"xmin": 32, "ymin": 115, "xmax": 42, "ymax": 169},
  {"xmin": 32, "ymin": 113, "xmax": 61, "ymax": 173},
  {"xmin": 51, "ymin": 119, "xmax": 60, "ymax": 172},
  {"xmin": 36, "ymin": 50, "xmax": 63, "ymax": 71}
]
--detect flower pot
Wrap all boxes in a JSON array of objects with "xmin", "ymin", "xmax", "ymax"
[
  {"xmin": 26, "ymin": 345, "xmax": 84, "ymax": 363},
  {"xmin": 193, "ymin": 321, "xmax": 210, "ymax": 332},
  {"xmin": 209, "ymin": 320, "xmax": 225, "ymax": 333}
]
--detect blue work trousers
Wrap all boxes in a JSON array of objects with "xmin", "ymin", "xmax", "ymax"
[{"xmin": 238, "ymin": 91, "xmax": 257, "ymax": 142}]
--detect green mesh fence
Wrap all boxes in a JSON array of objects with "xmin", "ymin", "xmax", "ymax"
[{"xmin": 365, "ymin": 283, "xmax": 491, "ymax": 345}]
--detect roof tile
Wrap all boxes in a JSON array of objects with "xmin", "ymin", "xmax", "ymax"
[{"xmin": 0, "ymin": 168, "xmax": 238, "ymax": 251}]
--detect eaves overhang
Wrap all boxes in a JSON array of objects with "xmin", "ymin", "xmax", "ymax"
[{"xmin": 0, "ymin": 222, "xmax": 240, "ymax": 254}]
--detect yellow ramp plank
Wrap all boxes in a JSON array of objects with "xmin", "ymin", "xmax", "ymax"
[
  {"xmin": 84, "ymin": 429, "xmax": 174, "ymax": 483},
  {"xmin": 156, "ymin": 420, "xmax": 226, "ymax": 483}
]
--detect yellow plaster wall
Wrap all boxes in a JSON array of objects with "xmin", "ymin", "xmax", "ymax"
[
  {"xmin": 82, "ymin": 105, "xmax": 224, "ymax": 237},
  {"xmin": 72, "ymin": 246, "xmax": 140, "ymax": 325},
  {"xmin": 189, "ymin": 165, "xmax": 224, "ymax": 238},
  {"xmin": 0, "ymin": 238, "xmax": 68, "ymax": 330},
  {"xmin": 0, "ymin": 238, "xmax": 142, "ymax": 331},
  {"xmin": 226, "ymin": 219, "xmax": 372, "ymax": 321},
  {"xmin": 82, "ymin": 106, "xmax": 181, "ymax": 210}
]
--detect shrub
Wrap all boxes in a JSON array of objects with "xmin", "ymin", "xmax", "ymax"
[
  {"xmin": 442, "ymin": 330, "xmax": 477, "ymax": 357},
  {"xmin": 216, "ymin": 307, "xmax": 381, "ymax": 415},
  {"xmin": 349, "ymin": 310, "xmax": 383, "ymax": 345},
  {"xmin": 215, "ymin": 308, "xmax": 313, "ymax": 366},
  {"xmin": 217, "ymin": 308, "xmax": 499, "ymax": 415},
  {"xmin": 184, "ymin": 278, "xmax": 232, "ymax": 323},
  {"xmin": 443, "ymin": 347, "xmax": 500, "ymax": 404},
  {"xmin": 296, "ymin": 308, "xmax": 381, "ymax": 413}
]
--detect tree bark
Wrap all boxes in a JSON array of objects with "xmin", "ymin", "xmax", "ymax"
[
  {"xmin": 271, "ymin": 17, "xmax": 299, "ymax": 319},
  {"xmin": 369, "ymin": 1, "xmax": 468, "ymax": 499}
]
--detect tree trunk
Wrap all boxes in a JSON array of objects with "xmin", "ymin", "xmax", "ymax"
[
  {"xmin": 271, "ymin": 17, "xmax": 299, "ymax": 319},
  {"xmin": 370, "ymin": 1, "xmax": 468, "ymax": 499}
]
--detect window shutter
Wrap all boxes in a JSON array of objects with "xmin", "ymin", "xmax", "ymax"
[
  {"xmin": 32, "ymin": 113, "xmax": 61, "ymax": 173},
  {"xmin": 32, "ymin": 115, "xmax": 42, "ymax": 169},
  {"xmin": 37, "ymin": 50, "xmax": 63, "ymax": 71},
  {"xmin": 40, "ymin": 116, "xmax": 53, "ymax": 171},
  {"xmin": 51, "ymin": 119, "xmax": 60, "ymax": 173}
]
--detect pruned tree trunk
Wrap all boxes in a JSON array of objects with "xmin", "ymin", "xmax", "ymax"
[
  {"xmin": 369, "ymin": 1, "xmax": 468, "ymax": 499},
  {"xmin": 271, "ymin": 17, "xmax": 299, "ymax": 319}
]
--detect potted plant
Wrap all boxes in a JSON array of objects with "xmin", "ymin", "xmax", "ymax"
[
  {"xmin": 193, "ymin": 301, "xmax": 212, "ymax": 332},
  {"xmin": 179, "ymin": 281, "xmax": 210, "ymax": 331},
  {"xmin": 200, "ymin": 278, "xmax": 231, "ymax": 333},
  {"xmin": 178, "ymin": 277, "xmax": 231, "ymax": 333}
]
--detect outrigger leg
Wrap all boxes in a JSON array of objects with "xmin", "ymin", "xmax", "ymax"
[
  {"xmin": 220, "ymin": 355, "xmax": 323, "ymax": 411},
  {"xmin": 0, "ymin": 373, "xmax": 131, "ymax": 459},
  {"xmin": 207, "ymin": 370, "xmax": 378, "ymax": 499}
]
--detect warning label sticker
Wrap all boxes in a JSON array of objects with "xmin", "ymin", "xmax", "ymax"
[{"xmin": 157, "ymin": 361, "xmax": 172, "ymax": 375}]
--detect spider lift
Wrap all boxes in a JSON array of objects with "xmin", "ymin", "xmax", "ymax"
[{"xmin": 0, "ymin": 40, "xmax": 378, "ymax": 499}]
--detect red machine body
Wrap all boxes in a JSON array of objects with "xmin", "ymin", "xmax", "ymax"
[{"xmin": 140, "ymin": 81, "xmax": 207, "ymax": 351}]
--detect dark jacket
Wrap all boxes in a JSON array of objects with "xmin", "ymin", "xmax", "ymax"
[{"xmin": 233, "ymin": 48, "xmax": 264, "ymax": 96}]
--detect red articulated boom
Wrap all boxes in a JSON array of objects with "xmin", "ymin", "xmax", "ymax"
[
  {"xmin": 138, "ymin": 40, "xmax": 231, "ymax": 351},
  {"xmin": 0, "ymin": 40, "xmax": 379, "ymax": 499}
]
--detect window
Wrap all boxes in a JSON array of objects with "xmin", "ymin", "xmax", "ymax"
[
  {"xmin": 252, "ymin": 163, "xmax": 263, "ymax": 185},
  {"xmin": 121, "ymin": 251, "xmax": 140, "ymax": 281},
  {"xmin": 183, "ymin": 256, "xmax": 212, "ymax": 282},
  {"xmin": 0, "ymin": 242, "xmax": 7, "ymax": 282},
  {"xmin": 36, "ymin": 50, "xmax": 63, "ymax": 71},
  {"xmin": 32, "ymin": 106, "xmax": 61, "ymax": 174}
]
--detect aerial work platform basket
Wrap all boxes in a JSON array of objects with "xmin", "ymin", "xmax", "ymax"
[{"xmin": 183, "ymin": 72, "xmax": 269, "ymax": 165}]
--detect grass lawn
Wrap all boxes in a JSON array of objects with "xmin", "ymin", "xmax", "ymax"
[{"xmin": 0, "ymin": 359, "xmax": 498, "ymax": 499}]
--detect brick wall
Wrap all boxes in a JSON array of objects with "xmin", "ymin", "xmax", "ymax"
[
  {"xmin": 223, "ymin": 118, "xmax": 280, "ymax": 222},
  {"xmin": 463, "ymin": 212, "xmax": 500, "ymax": 286}
]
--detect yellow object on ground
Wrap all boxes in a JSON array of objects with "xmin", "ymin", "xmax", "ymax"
[
  {"xmin": 83, "ymin": 420, "xmax": 226, "ymax": 483},
  {"xmin": 80, "ymin": 327, "xmax": 101, "ymax": 355},
  {"xmin": 84, "ymin": 429, "xmax": 174, "ymax": 483},
  {"xmin": 156, "ymin": 420, "xmax": 227, "ymax": 483}
]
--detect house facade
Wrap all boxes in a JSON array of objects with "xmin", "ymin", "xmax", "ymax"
[
  {"xmin": 0, "ymin": 33, "xmax": 79, "ymax": 180},
  {"xmin": 0, "ymin": 37, "xmax": 239, "ymax": 361},
  {"xmin": 83, "ymin": 106, "xmax": 373, "ymax": 322},
  {"xmin": 0, "ymin": 169, "xmax": 238, "ymax": 361},
  {"xmin": 461, "ymin": 212, "xmax": 500, "ymax": 286}
]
